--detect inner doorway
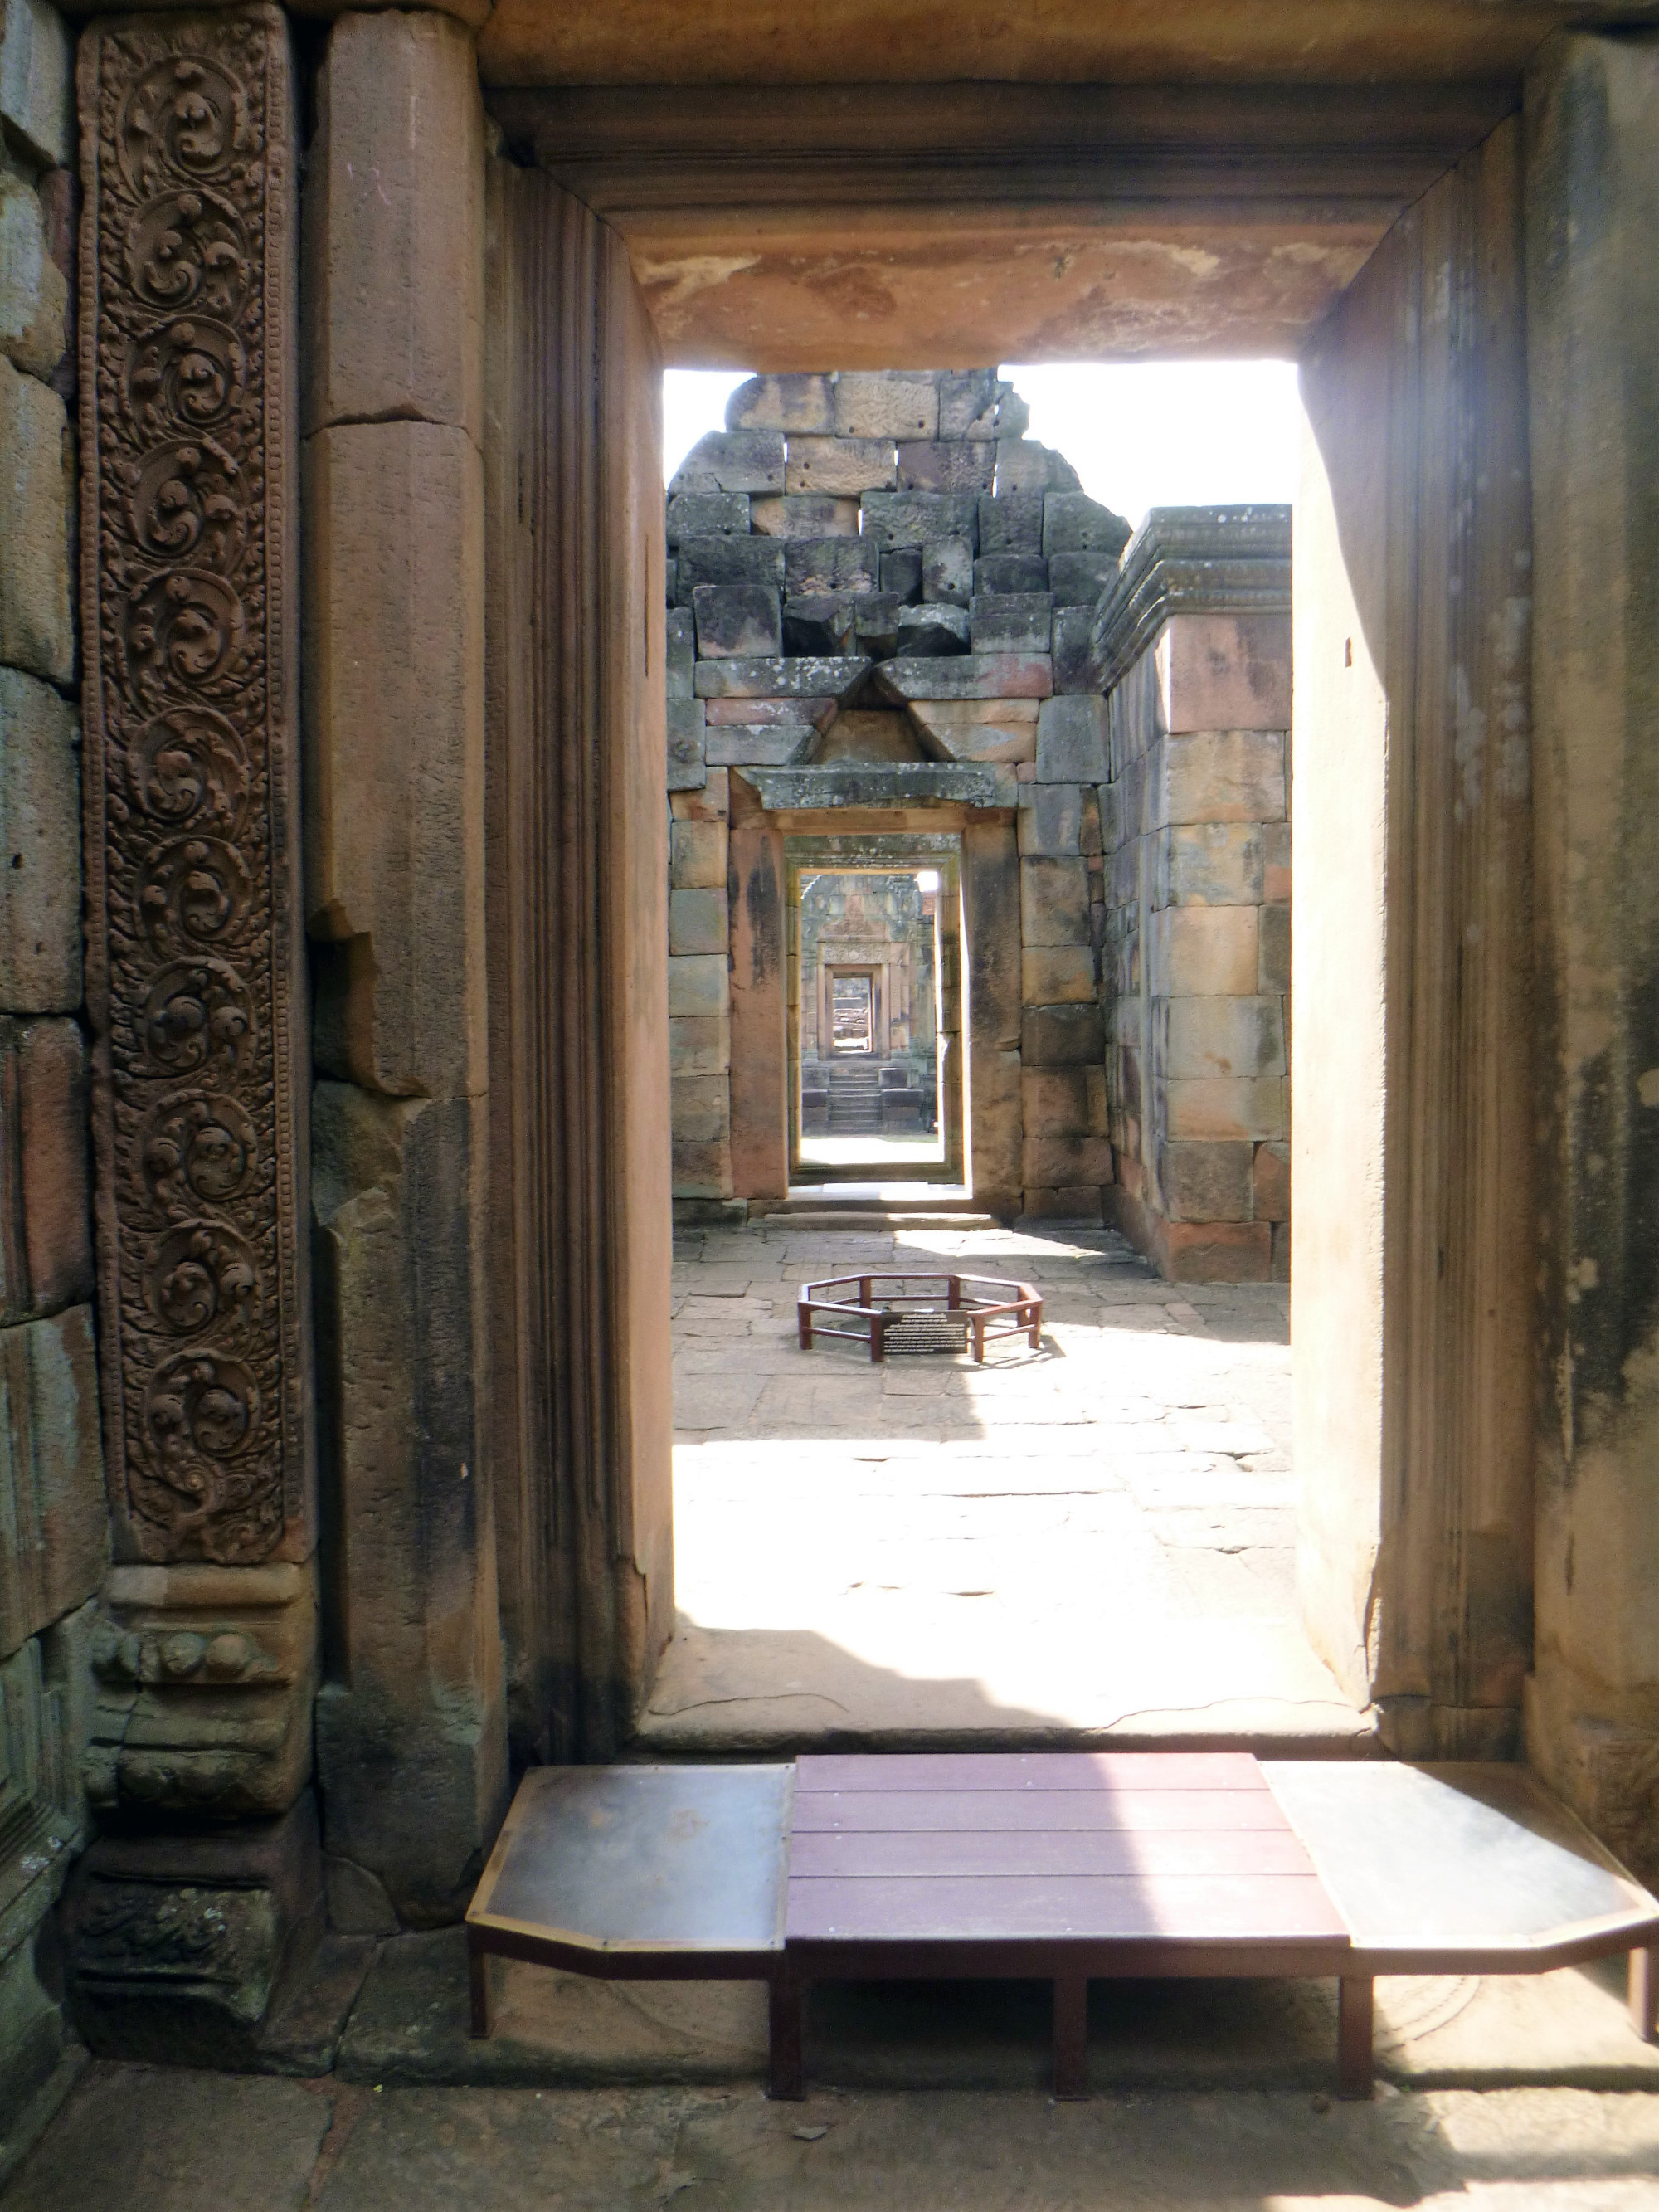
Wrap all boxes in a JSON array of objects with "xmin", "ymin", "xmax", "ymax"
[{"xmin": 791, "ymin": 841, "xmax": 963, "ymax": 1185}]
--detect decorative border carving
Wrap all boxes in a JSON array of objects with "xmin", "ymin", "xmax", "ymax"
[{"xmin": 80, "ymin": 9, "xmax": 308, "ymax": 1565}]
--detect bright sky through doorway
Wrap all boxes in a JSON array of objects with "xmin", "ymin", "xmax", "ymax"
[{"xmin": 662, "ymin": 363, "xmax": 1303, "ymax": 528}]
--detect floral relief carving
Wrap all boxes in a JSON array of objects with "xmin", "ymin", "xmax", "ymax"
[{"xmin": 81, "ymin": 10, "xmax": 304, "ymax": 1564}]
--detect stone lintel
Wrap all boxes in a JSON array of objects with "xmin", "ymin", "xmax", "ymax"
[
  {"xmin": 1091, "ymin": 504, "xmax": 1292, "ymax": 694},
  {"xmin": 742, "ymin": 763, "xmax": 1004, "ymax": 812}
]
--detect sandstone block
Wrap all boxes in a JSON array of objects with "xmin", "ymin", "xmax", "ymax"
[
  {"xmin": 1159, "ymin": 612, "xmax": 1292, "ymax": 733},
  {"xmin": 783, "ymin": 593, "xmax": 858, "ymax": 655},
  {"xmin": 1024, "ymin": 1184, "xmax": 1105, "ymax": 1223},
  {"xmin": 786, "ymin": 536, "xmax": 878, "ymax": 597},
  {"xmin": 725, "ymin": 373, "xmax": 834, "ymax": 432},
  {"xmin": 784, "ymin": 435, "xmax": 895, "ymax": 495},
  {"xmin": 670, "ymin": 1070, "xmax": 731, "ymax": 1147},
  {"xmin": 304, "ymin": 421, "xmax": 484, "ymax": 1099},
  {"xmin": 0, "ymin": 667, "xmax": 79, "ymax": 1013},
  {"xmin": 0, "ymin": 357, "xmax": 71, "ymax": 683},
  {"xmin": 1157, "ymin": 821, "xmax": 1265, "ymax": 906},
  {"xmin": 311, "ymin": 1085, "xmax": 504, "ymax": 1917},
  {"xmin": 813, "ymin": 709, "xmax": 925, "ymax": 763},
  {"xmin": 1263, "ymin": 820, "xmax": 1292, "ymax": 903},
  {"xmin": 669, "ymin": 1015, "xmax": 730, "ymax": 1074},
  {"xmin": 693, "ymin": 582, "xmax": 781, "ymax": 659},
  {"xmin": 704, "ymin": 724, "xmax": 815, "ymax": 767},
  {"xmin": 670, "ymin": 1130, "xmax": 733, "ymax": 1201},
  {"xmin": 0, "ymin": 0, "xmax": 71, "ymax": 168},
  {"xmin": 1160, "ymin": 1138, "xmax": 1254, "ymax": 1222},
  {"xmin": 666, "ymin": 607, "xmax": 695, "ymax": 697},
  {"xmin": 1052, "ymin": 606, "xmax": 1096, "ymax": 693},
  {"xmin": 833, "ymin": 372, "xmax": 938, "ymax": 440},
  {"xmin": 0, "ymin": 1303, "xmax": 105, "ymax": 1659},
  {"xmin": 1020, "ymin": 855, "xmax": 1090, "ymax": 946},
  {"xmin": 908, "ymin": 699, "xmax": 1036, "ymax": 766},
  {"xmin": 1161, "ymin": 1219, "xmax": 1272, "ymax": 1283},
  {"xmin": 978, "ymin": 492, "xmax": 1044, "ymax": 555},
  {"xmin": 1152, "ymin": 729, "xmax": 1286, "ymax": 826},
  {"xmin": 0, "ymin": 1016, "xmax": 89, "ymax": 1324},
  {"xmin": 1043, "ymin": 490, "xmax": 1131, "ymax": 557},
  {"xmin": 975, "ymin": 553, "xmax": 1049, "ymax": 595},
  {"xmin": 873, "ymin": 653, "xmax": 1052, "ymax": 702},
  {"xmin": 879, "ymin": 545, "xmax": 923, "ymax": 602},
  {"xmin": 853, "ymin": 593, "xmax": 905, "ymax": 658},
  {"xmin": 1258, "ymin": 899, "xmax": 1291, "ymax": 992},
  {"xmin": 666, "ymin": 696, "xmax": 707, "ymax": 791},
  {"xmin": 669, "ymin": 817, "xmax": 727, "ymax": 889},
  {"xmin": 1086, "ymin": 1062, "xmax": 1109, "ymax": 1133},
  {"xmin": 971, "ymin": 593, "xmax": 1052, "ymax": 655},
  {"xmin": 750, "ymin": 492, "xmax": 859, "ymax": 539},
  {"xmin": 1018, "ymin": 783, "xmax": 1083, "ymax": 857},
  {"xmin": 937, "ymin": 370, "xmax": 999, "ymax": 437},
  {"xmin": 995, "ymin": 439, "xmax": 1080, "ymax": 495},
  {"xmin": 1253, "ymin": 1138, "xmax": 1291, "ymax": 1221},
  {"xmin": 922, "ymin": 535, "xmax": 973, "ymax": 606},
  {"xmin": 303, "ymin": 9, "xmax": 484, "ymax": 438},
  {"xmin": 670, "ymin": 428, "xmax": 786, "ymax": 495},
  {"xmin": 667, "ymin": 953, "xmax": 729, "ymax": 1019},
  {"xmin": 1037, "ymin": 694, "xmax": 1108, "ymax": 783},
  {"xmin": 1021, "ymin": 1002, "xmax": 1104, "ymax": 1065},
  {"xmin": 1022, "ymin": 1066, "xmax": 1090, "ymax": 1134},
  {"xmin": 1048, "ymin": 550, "xmax": 1121, "ymax": 607},
  {"xmin": 695, "ymin": 655, "xmax": 869, "ymax": 701},
  {"xmin": 1151, "ymin": 906, "xmax": 1259, "ymax": 997},
  {"xmin": 666, "ymin": 490, "xmax": 750, "ymax": 545},
  {"xmin": 673, "ymin": 768, "xmax": 728, "ymax": 822},
  {"xmin": 1165, "ymin": 1075, "xmax": 1287, "ymax": 1141},
  {"xmin": 704, "ymin": 695, "xmax": 836, "ymax": 729},
  {"xmin": 1024, "ymin": 1133, "xmax": 1112, "ymax": 1186},
  {"xmin": 677, "ymin": 533, "xmax": 786, "ymax": 600},
  {"xmin": 898, "ymin": 440, "xmax": 995, "ymax": 494},
  {"xmin": 1080, "ymin": 787, "xmax": 1102, "ymax": 857},
  {"xmin": 1022, "ymin": 944, "xmax": 1096, "ymax": 1004},
  {"xmin": 862, "ymin": 490, "xmax": 979, "ymax": 549},
  {"xmin": 0, "ymin": 168, "xmax": 64, "ymax": 379},
  {"xmin": 896, "ymin": 603, "xmax": 970, "ymax": 656},
  {"xmin": 669, "ymin": 885, "xmax": 727, "ymax": 956}
]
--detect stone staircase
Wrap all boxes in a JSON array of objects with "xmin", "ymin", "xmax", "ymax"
[{"xmin": 825, "ymin": 1060, "xmax": 885, "ymax": 1132}]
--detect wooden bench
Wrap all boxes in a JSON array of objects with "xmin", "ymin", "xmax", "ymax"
[{"xmin": 466, "ymin": 1752, "xmax": 1659, "ymax": 2100}]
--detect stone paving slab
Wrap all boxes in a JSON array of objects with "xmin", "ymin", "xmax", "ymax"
[
  {"xmin": 8, "ymin": 2057, "xmax": 1659, "ymax": 2210},
  {"xmin": 653, "ymin": 1220, "xmax": 1360, "ymax": 1752}
]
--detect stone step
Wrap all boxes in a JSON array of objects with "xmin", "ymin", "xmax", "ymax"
[{"xmin": 762, "ymin": 1210, "xmax": 999, "ymax": 1231}]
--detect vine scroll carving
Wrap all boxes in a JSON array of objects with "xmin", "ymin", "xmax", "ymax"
[{"xmin": 80, "ymin": 8, "xmax": 309, "ymax": 1565}]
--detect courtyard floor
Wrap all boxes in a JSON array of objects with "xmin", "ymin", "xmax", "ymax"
[{"xmin": 643, "ymin": 1217, "xmax": 1365, "ymax": 1755}]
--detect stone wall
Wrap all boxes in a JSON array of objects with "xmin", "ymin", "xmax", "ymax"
[
  {"xmin": 1096, "ymin": 511, "xmax": 1292, "ymax": 1281},
  {"xmin": 667, "ymin": 368, "xmax": 1127, "ymax": 1220},
  {"xmin": 0, "ymin": 0, "xmax": 102, "ymax": 2171}
]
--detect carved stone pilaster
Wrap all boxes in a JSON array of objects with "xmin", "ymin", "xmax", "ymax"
[{"xmin": 77, "ymin": 7, "xmax": 310, "ymax": 1576}]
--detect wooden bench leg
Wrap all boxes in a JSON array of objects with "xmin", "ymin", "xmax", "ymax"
[
  {"xmin": 1630, "ymin": 1945, "xmax": 1658, "ymax": 2043},
  {"xmin": 1337, "ymin": 1976, "xmax": 1374, "ymax": 2099},
  {"xmin": 768, "ymin": 1978, "xmax": 805, "ymax": 2100},
  {"xmin": 1052, "ymin": 1974, "xmax": 1088, "ymax": 2100},
  {"xmin": 468, "ymin": 1933, "xmax": 493, "ymax": 2040}
]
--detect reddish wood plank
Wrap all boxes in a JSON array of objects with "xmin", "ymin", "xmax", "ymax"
[
  {"xmin": 786, "ymin": 1873, "xmax": 1350, "ymax": 1945},
  {"xmin": 794, "ymin": 1753, "xmax": 1267, "ymax": 1795},
  {"xmin": 790, "ymin": 1828, "xmax": 1318, "ymax": 1880},
  {"xmin": 792, "ymin": 1791, "xmax": 1293, "ymax": 1835}
]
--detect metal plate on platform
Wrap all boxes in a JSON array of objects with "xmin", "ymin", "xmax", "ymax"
[
  {"xmin": 1262, "ymin": 1761, "xmax": 1659, "ymax": 1966},
  {"xmin": 469, "ymin": 1763, "xmax": 792, "ymax": 1956}
]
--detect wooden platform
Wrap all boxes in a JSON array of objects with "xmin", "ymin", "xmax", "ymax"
[{"xmin": 466, "ymin": 1752, "xmax": 1659, "ymax": 2100}]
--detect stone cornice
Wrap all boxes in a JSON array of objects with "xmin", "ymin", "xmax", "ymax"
[{"xmin": 1090, "ymin": 504, "xmax": 1292, "ymax": 694}]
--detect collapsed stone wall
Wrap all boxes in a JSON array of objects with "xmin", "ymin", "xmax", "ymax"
[
  {"xmin": 667, "ymin": 367, "xmax": 1126, "ymax": 1218},
  {"xmin": 0, "ymin": 0, "xmax": 105, "ymax": 2168}
]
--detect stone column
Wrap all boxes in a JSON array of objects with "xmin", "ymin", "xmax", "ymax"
[
  {"xmin": 1525, "ymin": 32, "xmax": 1659, "ymax": 1887},
  {"xmin": 727, "ymin": 775, "xmax": 788, "ymax": 1203},
  {"xmin": 67, "ymin": 5, "xmax": 326, "ymax": 2054},
  {"xmin": 301, "ymin": 8, "xmax": 504, "ymax": 1926},
  {"xmin": 1295, "ymin": 118, "xmax": 1535, "ymax": 1755}
]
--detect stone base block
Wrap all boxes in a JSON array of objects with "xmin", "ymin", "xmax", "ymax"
[
  {"xmin": 1021, "ymin": 1185, "xmax": 1104, "ymax": 1224},
  {"xmin": 1159, "ymin": 1219, "xmax": 1272, "ymax": 1282},
  {"xmin": 671, "ymin": 1197, "xmax": 749, "ymax": 1229},
  {"xmin": 62, "ymin": 1792, "xmax": 324, "ymax": 2068}
]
